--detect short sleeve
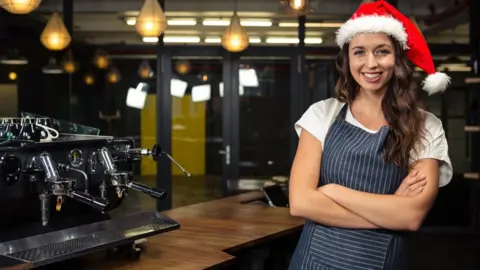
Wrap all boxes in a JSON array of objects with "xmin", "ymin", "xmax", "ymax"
[
  {"xmin": 294, "ymin": 99, "xmax": 342, "ymax": 145},
  {"xmin": 294, "ymin": 102, "xmax": 327, "ymax": 143},
  {"xmin": 410, "ymin": 112, "xmax": 453, "ymax": 187}
]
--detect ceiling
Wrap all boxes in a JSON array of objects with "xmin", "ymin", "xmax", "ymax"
[{"xmin": 31, "ymin": 0, "xmax": 469, "ymax": 46}]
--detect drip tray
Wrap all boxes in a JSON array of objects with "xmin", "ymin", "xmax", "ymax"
[{"xmin": 0, "ymin": 211, "xmax": 179, "ymax": 268}]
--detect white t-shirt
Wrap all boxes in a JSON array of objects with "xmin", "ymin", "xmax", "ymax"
[{"xmin": 294, "ymin": 98, "xmax": 453, "ymax": 187}]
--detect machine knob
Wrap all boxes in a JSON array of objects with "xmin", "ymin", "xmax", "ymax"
[
  {"xmin": 0, "ymin": 154, "xmax": 21, "ymax": 185},
  {"xmin": 151, "ymin": 144, "xmax": 162, "ymax": 161}
]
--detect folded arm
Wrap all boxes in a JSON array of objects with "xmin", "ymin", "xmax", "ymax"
[
  {"xmin": 322, "ymin": 159, "xmax": 439, "ymax": 231},
  {"xmin": 289, "ymin": 129, "xmax": 379, "ymax": 229}
]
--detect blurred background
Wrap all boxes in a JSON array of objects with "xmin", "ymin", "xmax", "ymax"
[{"xmin": 0, "ymin": 0, "xmax": 477, "ymax": 239}]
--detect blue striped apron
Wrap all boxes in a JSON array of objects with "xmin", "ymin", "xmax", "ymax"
[{"xmin": 289, "ymin": 104, "xmax": 409, "ymax": 270}]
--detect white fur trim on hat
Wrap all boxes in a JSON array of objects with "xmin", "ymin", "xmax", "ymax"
[
  {"xmin": 422, "ymin": 72, "xmax": 451, "ymax": 95},
  {"xmin": 336, "ymin": 15, "xmax": 408, "ymax": 49}
]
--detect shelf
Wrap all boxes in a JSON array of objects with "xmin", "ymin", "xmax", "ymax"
[
  {"xmin": 464, "ymin": 126, "xmax": 480, "ymax": 132},
  {"xmin": 465, "ymin": 77, "xmax": 480, "ymax": 84},
  {"xmin": 463, "ymin": 172, "xmax": 480, "ymax": 179}
]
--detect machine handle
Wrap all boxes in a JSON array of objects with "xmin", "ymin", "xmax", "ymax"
[
  {"xmin": 70, "ymin": 191, "xmax": 109, "ymax": 212},
  {"xmin": 127, "ymin": 144, "xmax": 190, "ymax": 177},
  {"xmin": 129, "ymin": 182, "xmax": 166, "ymax": 200}
]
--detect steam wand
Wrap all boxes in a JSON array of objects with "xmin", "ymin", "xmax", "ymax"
[{"xmin": 127, "ymin": 144, "xmax": 191, "ymax": 177}]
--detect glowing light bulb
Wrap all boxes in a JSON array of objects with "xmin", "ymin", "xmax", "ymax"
[
  {"xmin": 1, "ymin": 0, "xmax": 41, "ymax": 14},
  {"xmin": 289, "ymin": 0, "xmax": 306, "ymax": 10},
  {"xmin": 40, "ymin": 11, "xmax": 71, "ymax": 51},
  {"xmin": 8, "ymin": 72, "xmax": 17, "ymax": 80},
  {"xmin": 136, "ymin": 0, "xmax": 167, "ymax": 37},
  {"xmin": 84, "ymin": 74, "xmax": 95, "ymax": 85}
]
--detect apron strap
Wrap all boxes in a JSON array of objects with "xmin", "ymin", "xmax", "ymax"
[{"xmin": 337, "ymin": 103, "xmax": 349, "ymax": 120}]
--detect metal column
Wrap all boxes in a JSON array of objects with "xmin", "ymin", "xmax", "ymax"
[
  {"xmin": 468, "ymin": 0, "xmax": 480, "ymax": 234},
  {"xmin": 222, "ymin": 52, "xmax": 240, "ymax": 195},
  {"xmin": 289, "ymin": 15, "xmax": 307, "ymax": 162},
  {"xmin": 62, "ymin": 0, "xmax": 73, "ymax": 121},
  {"xmin": 156, "ymin": 0, "xmax": 173, "ymax": 211}
]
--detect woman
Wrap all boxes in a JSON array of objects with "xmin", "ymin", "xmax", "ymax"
[{"xmin": 288, "ymin": 1, "xmax": 453, "ymax": 269}]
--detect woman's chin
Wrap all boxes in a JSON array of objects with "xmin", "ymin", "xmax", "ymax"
[{"xmin": 359, "ymin": 86, "xmax": 388, "ymax": 95}]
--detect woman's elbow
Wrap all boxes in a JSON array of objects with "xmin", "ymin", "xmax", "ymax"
[
  {"xmin": 405, "ymin": 219, "xmax": 422, "ymax": 231},
  {"xmin": 289, "ymin": 199, "xmax": 304, "ymax": 217},
  {"xmin": 289, "ymin": 192, "xmax": 313, "ymax": 217},
  {"xmin": 405, "ymin": 211, "xmax": 427, "ymax": 231}
]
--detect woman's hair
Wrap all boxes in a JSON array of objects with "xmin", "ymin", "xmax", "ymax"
[{"xmin": 334, "ymin": 35, "xmax": 426, "ymax": 168}]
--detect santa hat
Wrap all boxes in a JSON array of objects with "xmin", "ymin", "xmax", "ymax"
[{"xmin": 335, "ymin": 0, "xmax": 450, "ymax": 95}]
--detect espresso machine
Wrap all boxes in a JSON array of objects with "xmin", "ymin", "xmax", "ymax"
[{"xmin": 0, "ymin": 114, "xmax": 186, "ymax": 269}]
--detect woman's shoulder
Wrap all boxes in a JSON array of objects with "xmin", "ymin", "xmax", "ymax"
[
  {"xmin": 309, "ymin": 97, "xmax": 345, "ymax": 110},
  {"xmin": 303, "ymin": 98, "xmax": 345, "ymax": 127},
  {"xmin": 413, "ymin": 109, "xmax": 452, "ymax": 187},
  {"xmin": 294, "ymin": 98, "xmax": 345, "ymax": 144},
  {"xmin": 307, "ymin": 98, "xmax": 345, "ymax": 118},
  {"xmin": 419, "ymin": 109, "xmax": 444, "ymax": 133}
]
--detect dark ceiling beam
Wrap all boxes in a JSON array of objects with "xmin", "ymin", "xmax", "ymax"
[
  {"xmin": 96, "ymin": 43, "xmax": 471, "ymax": 57},
  {"xmin": 35, "ymin": 0, "xmax": 442, "ymax": 17},
  {"xmin": 420, "ymin": 0, "xmax": 469, "ymax": 37}
]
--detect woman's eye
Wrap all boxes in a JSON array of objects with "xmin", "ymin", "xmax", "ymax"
[
  {"xmin": 354, "ymin": 51, "xmax": 364, "ymax": 56},
  {"xmin": 376, "ymin": 50, "xmax": 391, "ymax": 55}
]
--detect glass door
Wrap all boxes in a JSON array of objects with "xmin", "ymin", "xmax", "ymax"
[
  {"xmin": 223, "ymin": 56, "xmax": 293, "ymax": 192},
  {"xmin": 169, "ymin": 56, "xmax": 226, "ymax": 205},
  {"xmin": 238, "ymin": 57, "xmax": 291, "ymax": 176}
]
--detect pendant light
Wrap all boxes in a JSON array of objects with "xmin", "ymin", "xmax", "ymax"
[
  {"xmin": 40, "ymin": 11, "xmax": 71, "ymax": 51},
  {"xmin": 222, "ymin": 13, "xmax": 249, "ymax": 52},
  {"xmin": 84, "ymin": 73, "xmax": 95, "ymax": 85},
  {"xmin": 222, "ymin": 0, "xmax": 250, "ymax": 54},
  {"xmin": 0, "ymin": 50, "xmax": 28, "ymax": 65},
  {"xmin": 8, "ymin": 72, "xmax": 17, "ymax": 81},
  {"xmin": 93, "ymin": 50, "xmax": 110, "ymax": 69},
  {"xmin": 62, "ymin": 50, "xmax": 78, "ymax": 73},
  {"xmin": 175, "ymin": 60, "xmax": 191, "ymax": 75},
  {"xmin": 138, "ymin": 60, "xmax": 153, "ymax": 79},
  {"xmin": 280, "ymin": 0, "xmax": 311, "ymax": 15},
  {"xmin": 106, "ymin": 67, "xmax": 121, "ymax": 84},
  {"xmin": 136, "ymin": 0, "xmax": 167, "ymax": 37},
  {"xmin": 0, "ymin": 0, "xmax": 41, "ymax": 14},
  {"xmin": 222, "ymin": 0, "xmax": 249, "ymax": 52},
  {"xmin": 42, "ymin": 57, "xmax": 64, "ymax": 74},
  {"xmin": 289, "ymin": 0, "xmax": 307, "ymax": 10}
]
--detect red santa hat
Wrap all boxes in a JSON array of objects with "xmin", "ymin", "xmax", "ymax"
[{"xmin": 335, "ymin": 0, "xmax": 450, "ymax": 95}]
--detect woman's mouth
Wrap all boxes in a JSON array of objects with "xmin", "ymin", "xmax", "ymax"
[{"xmin": 362, "ymin": 72, "xmax": 382, "ymax": 82}]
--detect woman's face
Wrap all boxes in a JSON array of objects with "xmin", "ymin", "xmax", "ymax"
[{"xmin": 348, "ymin": 33, "xmax": 395, "ymax": 94}]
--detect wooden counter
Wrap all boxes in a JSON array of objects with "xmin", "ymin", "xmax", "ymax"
[{"xmin": 87, "ymin": 191, "xmax": 304, "ymax": 270}]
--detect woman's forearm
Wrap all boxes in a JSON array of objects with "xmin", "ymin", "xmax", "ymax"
[
  {"xmin": 321, "ymin": 159, "xmax": 440, "ymax": 231},
  {"xmin": 322, "ymin": 184, "xmax": 423, "ymax": 231},
  {"xmin": 290, "ymin": 189, "xmax": 380, "ymax": 229}
]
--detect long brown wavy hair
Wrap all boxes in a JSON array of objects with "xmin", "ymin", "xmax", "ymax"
[{"xmin": 334, "ymin": 36, "xmax": 426, "ymax": 168}]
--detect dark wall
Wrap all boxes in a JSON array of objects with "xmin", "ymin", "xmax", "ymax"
[{"xmin": 3, "ymin": 46, "xmax": 147, "ymax": 137}]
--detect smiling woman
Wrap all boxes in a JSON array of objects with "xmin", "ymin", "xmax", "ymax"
[
  {"xmin": 349, "ymin": 34, "xmax": 396, "ymax": 90},
  {"xmin": 287, "ymin": 0, "xmax": 453, "ymax": 269}
]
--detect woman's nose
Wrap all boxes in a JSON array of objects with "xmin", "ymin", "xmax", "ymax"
[{"xmin": 366, "ymin": 53, "xmax": 378, "ymax": 68}]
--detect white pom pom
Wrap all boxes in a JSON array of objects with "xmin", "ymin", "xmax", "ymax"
[{"xmin": 422, "ymin": 72, "xmax": 451, "ymax": 95}]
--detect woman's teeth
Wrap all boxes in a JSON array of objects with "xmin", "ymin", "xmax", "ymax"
[{"xmin": 363, "ymin": 73, "xmax": 381, "ymax": 78}]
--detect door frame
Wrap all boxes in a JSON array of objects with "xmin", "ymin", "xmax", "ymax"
[
  {"xmin": 158, "ymin": 45, "xmax": 309, "ymax": 204},
  {"xmin": 221, "ymin": 47, "xmax": 307, "ymax": 194}
]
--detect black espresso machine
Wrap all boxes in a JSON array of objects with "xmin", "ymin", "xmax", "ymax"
[{"xmin": 0, "ymin": 114, "xmax": 187, "ymax": 269}]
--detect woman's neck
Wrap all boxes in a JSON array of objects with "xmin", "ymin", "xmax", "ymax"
[{"xmin": 351, "ymin": 89, "xmax": 385, "ymax": 117}]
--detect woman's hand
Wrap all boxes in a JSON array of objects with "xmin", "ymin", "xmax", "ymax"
[{"xmin": 394, "ymin": 170, "xmax": 426, "ymax": 196}]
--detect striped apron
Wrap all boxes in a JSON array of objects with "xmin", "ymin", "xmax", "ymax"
[{"xmin": 289, "ymin": 104, "xmax": 409, "ymax": 270}]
